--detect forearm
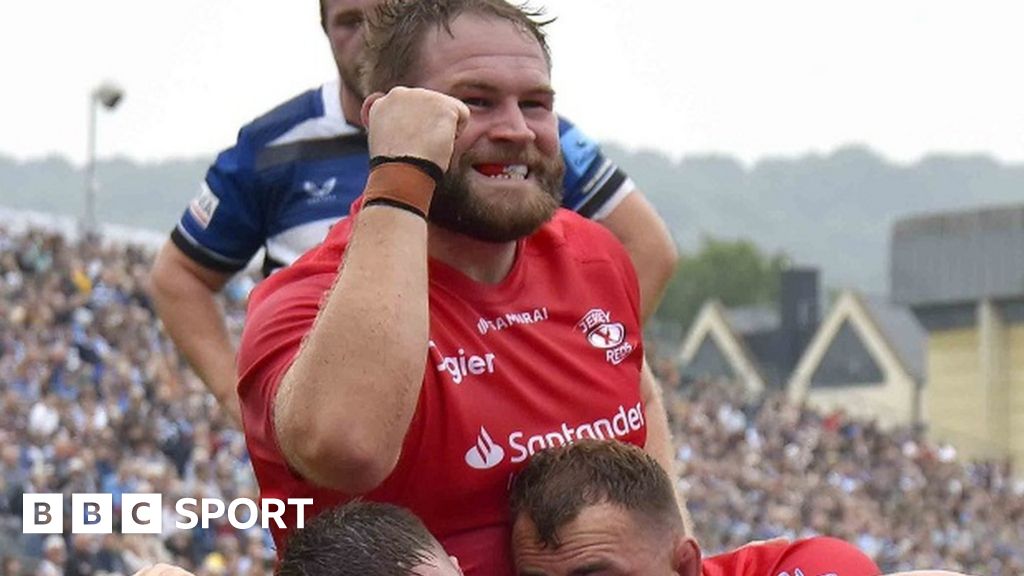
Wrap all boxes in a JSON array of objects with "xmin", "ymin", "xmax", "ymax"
[
  {"xmin": 160, "ymin": 296, "xmax": 240, "ymax": 422},
  {"xmin": 598, "ymin": 191, "xmax": 678, "ymax": 323},
  {"xmin": 632, "ymin": 235, "xmax": 677, "ymax": 323},
  {"xmin": 640, "ymin": 361, "xmax": 673, "ymax": 472},
  {"xmin": 640, "ymin": 360, "xmax": 692, "ymax": 532},
  {"xmin": 149, "ymin": 245, "xmax": 241, "ymax": 424},
  {"xmin": 275, "ymin": 178, "xmax": 431, "ymax": 492}
]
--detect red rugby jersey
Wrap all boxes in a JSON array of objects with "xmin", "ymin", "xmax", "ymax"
[
  {"xmin": 238, "ymin": 206, "xmax": 646, "ymax": 576},
  {"xmin": 703, "ymin": 537, "xmax": 881, "ymax": 576}
]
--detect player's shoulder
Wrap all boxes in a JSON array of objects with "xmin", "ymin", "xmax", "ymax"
[
  {"xmin": 246, "ymin": 233, "xmax": 345, "ymax": 317},
  {"xmin": 702, "ymin": 538, "xmax": 791, "ymax": 575},
  {"xmin": 557, "ymin": 114, "xmax": 576, "ymax": 133},
  {"xmin": 778, "ymin": 536, "xmax": 880, "ymax": 575},
  {"xmin": 703, "ymin": 537, "xmax": 879, "ymax": 576},
  {"xmin": 531, "ymin": 209, "xmax": 626, "ymax": 262},
  {"xmin": 556, "ymin": 114, "xmax": 598, "ymax": 159},
  {"xmin": 235, "ymin": 81, "xmax": 360, "ymax": 152},
  {"xmin": 238, "ymin": 86, "xmax": 327, "ymax": 147},
  {"xmin": 215, "ymin": 81, "xmax": 365, "ymax": 178}
]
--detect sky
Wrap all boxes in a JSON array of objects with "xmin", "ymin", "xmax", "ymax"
[{"xmin": 2, "ymin": 0, "xmax": 1022, "ymax": 167}]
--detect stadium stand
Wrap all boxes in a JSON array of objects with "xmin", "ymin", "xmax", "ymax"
[{"xmin": 1, "ymin": 223, "xmax": 1021, "ymax": 575}]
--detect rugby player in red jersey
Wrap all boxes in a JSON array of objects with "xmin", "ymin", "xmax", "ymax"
[
  {"xmin": 236, "ymin": 2, "xmax": 677, "ymax": 574},
  {"xmin": 510, "ymin": 441, "xmax": 971, "ymax": 576}
]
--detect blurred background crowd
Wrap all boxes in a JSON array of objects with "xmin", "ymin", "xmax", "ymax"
[{"xmin": 0, "ymin": 225, "xmax": 1020, "ymax": 575}]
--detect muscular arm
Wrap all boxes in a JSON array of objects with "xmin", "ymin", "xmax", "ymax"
[
  {"xmin": 274, "ymin": 200, "xmax": 431, "ymax": 492},
  {"xmin": 599, "ymin": 189, "xmax": 678, "ymax": 323},
  {"xmin": 272, "ymin": 87, "xmax": 467, "ymax": 493},
  {"xmin": 148, "ymin": 242, "xmax": 242, "ymax": 424}
]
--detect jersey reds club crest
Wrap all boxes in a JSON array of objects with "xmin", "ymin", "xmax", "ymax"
[
  {"xmin": 576, "ymin": 308, "xmax": 636, "ymax": 365},
  {"xmin": 586, "ymin": 322, "xmax": 625, "ymax": 349}
]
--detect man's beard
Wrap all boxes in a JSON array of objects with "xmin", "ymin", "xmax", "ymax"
[
  {"xmin": 428, "ymin": 148, "xmax": 565, "ymax": 243},
  {"xmin": 339, "ymin": 57, "xmax": 366, "ymax": 100}
]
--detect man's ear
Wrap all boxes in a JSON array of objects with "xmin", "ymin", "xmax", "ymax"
[
  {"xmin": 450, "ymin": 555, "xmax": 465, "ymax": 575},
  {"xmin": 672, "ymin": 536, "xmax": 701, "ymax": 576},
  {"xmin": 360, "ymin": 92, "xmax": 386, "ymax": 129}
]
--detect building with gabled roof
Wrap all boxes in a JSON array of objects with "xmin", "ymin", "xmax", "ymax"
[
  {"xmin": 787, "ymin": 291, "xmax": 926, "ymax": 428},
  {"xmin": 678, "ymin": 300, "xmax": 769, "ymax": 395},
  {"xmin": 891, "ymin": 203, "xmax": 1024, "ymax": 464},
  {"xmin": 679, "ymin": 268, "xmax": 820, "ymax": 395}
]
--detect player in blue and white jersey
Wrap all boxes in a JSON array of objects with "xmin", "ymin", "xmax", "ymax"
[{"xmin": 147, "ymin": 0, "xmax": 678, "ymax": 424}]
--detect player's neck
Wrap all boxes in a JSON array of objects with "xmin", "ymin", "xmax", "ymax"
[
  {"xmin": 428, "ymin": 226, "xmax": 517, "ymax": 285},
  {"xmin": 339, "ymin": 82, "xmax": 364, "ymax": 128}
]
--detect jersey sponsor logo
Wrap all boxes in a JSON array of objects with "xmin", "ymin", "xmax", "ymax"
[
  {"xmin": 777, "ymin": 571, "xmax": 835, "ymax": 576},
  {"xmin": 508, "ymin": 403, "xmax": 645, "ymax": 463},
  {"xmin": 477, "ymin": 307, "xmax": 549, "ymax": 335},
  {"xmin": 188, "ymin": 183, "xmax": 219, "ymax": 229},
  {"xmin": 465, "ymin": 403, "xmax": 646, "ymax": 471},
  {"xmin": 429, "ymin": 340, "xmax": 497, "ymax": 385},
  {"xmin": 465, "ymin": 427, "xmax": 505, "ymax": 470},
  {"xmin": 576, "ymin": 309, "xmax": 636, "ymax": 366},
  {"xmin": 302, "ymin": 177, "xmax": 337, "ymax": 200}
]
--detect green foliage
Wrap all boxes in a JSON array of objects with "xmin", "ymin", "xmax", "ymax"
[{"xmin": 655, "ymin": 236, "xmax": 788, "ymax": 330}]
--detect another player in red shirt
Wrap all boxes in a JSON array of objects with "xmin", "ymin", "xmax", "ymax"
[
  {"xmin": 235, "ymin": 1, "xmax": 676, "ymax": 574},
  {"xmin": 510, "ymin": 441, "xmax": 967, "ymax": 576}
]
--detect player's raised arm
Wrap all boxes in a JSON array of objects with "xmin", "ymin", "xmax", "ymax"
[{"xmin": 272, "ymin": 88, "xmax": 468, "ymax": 492}]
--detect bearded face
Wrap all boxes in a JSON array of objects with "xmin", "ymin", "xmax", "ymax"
[{"xmin": 428, "ymin": 144, "xmax": 565, "ymax": 243}]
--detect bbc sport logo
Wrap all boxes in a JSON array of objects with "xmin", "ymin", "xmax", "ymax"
[{"xmin": 23, "ymin": 493, "xmax": 312, "ymax": 534}]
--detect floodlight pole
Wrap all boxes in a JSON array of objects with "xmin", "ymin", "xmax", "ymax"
[
  {"xmin": 84, "ymin": 97, "xmax": 99, "ymax": 234},
  {"xmin": 83, "ymin": 83, "xmax": 123, "ymax": 235}
]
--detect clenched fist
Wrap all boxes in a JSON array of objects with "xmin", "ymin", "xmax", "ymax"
[{"xmin": 361, "ymin": 87, "xmax": 470, "ymax": 173}]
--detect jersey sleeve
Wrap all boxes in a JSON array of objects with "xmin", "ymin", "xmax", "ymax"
[
  {"xmin": 171, "ymin": 131, "xmax": 268, "ymax": 273},
  {"xmin": 236, "ymin": 269, "xmax": 334, "ymax": 467},
  {"xmin": 558, "ymin": 116, "xmax": 635, "ymax": 221},
  {"xmin": 774, "ymin": 537, "xmax": 881, "ymax": 576}
]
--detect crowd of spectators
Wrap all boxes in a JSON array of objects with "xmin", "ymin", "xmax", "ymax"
[
  {"xmin": 0, "ymin": 225, "xmax": 268, "ymax": 575},
  {"xmin": 657, "ymin": 364, "xmax": 1024, "ymax": 575},
  {"xmin": 0, "ymin": 224, "xmax": 1021, "ymax": 576}
]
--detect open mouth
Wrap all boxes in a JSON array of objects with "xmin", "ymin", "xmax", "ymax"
[{"xmin": 473, "ymin": 163, "xmax": 530, "ymax": 180}]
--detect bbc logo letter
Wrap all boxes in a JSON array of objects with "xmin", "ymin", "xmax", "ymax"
[
  {"xmin": 72, "ymin": 494, "xmax": 113, "ymax": 534},
  {"xmin": 23, "ymin": 494, "xmax": 62, "ymax": 534},
  {"xmin": 122, "ymin": 493, "xmax": 163, "ymax": 534}
]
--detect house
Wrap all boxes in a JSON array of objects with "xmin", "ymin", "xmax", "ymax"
[
  {"xmin": 678, "ymin": 270, "xmax": 928, "ymax": 431},
  {"xmin": 679, "ymin": 268, "xmax": 819, "ymax": 395},
  {"xmin": 787, "ymin": 291, "xmax": 925, "ymax": 428}
]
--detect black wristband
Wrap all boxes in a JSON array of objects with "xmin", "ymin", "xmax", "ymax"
[
  {"xmin": 369, "ymin": 155, "xmax": 445, "ymax": 186},
  {"xmin": 363, "ymin": 197, "xmax": 427, "ymax": 220}
]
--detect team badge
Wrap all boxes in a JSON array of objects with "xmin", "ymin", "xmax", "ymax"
[{"xmin": 576, "ymin": 308, "xmax": 636, "ymax": 365}]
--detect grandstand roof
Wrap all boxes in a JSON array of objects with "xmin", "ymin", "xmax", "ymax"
[{"xmin": 892, "ymin": 203, "xmax": 1024, "ymax": 307}]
